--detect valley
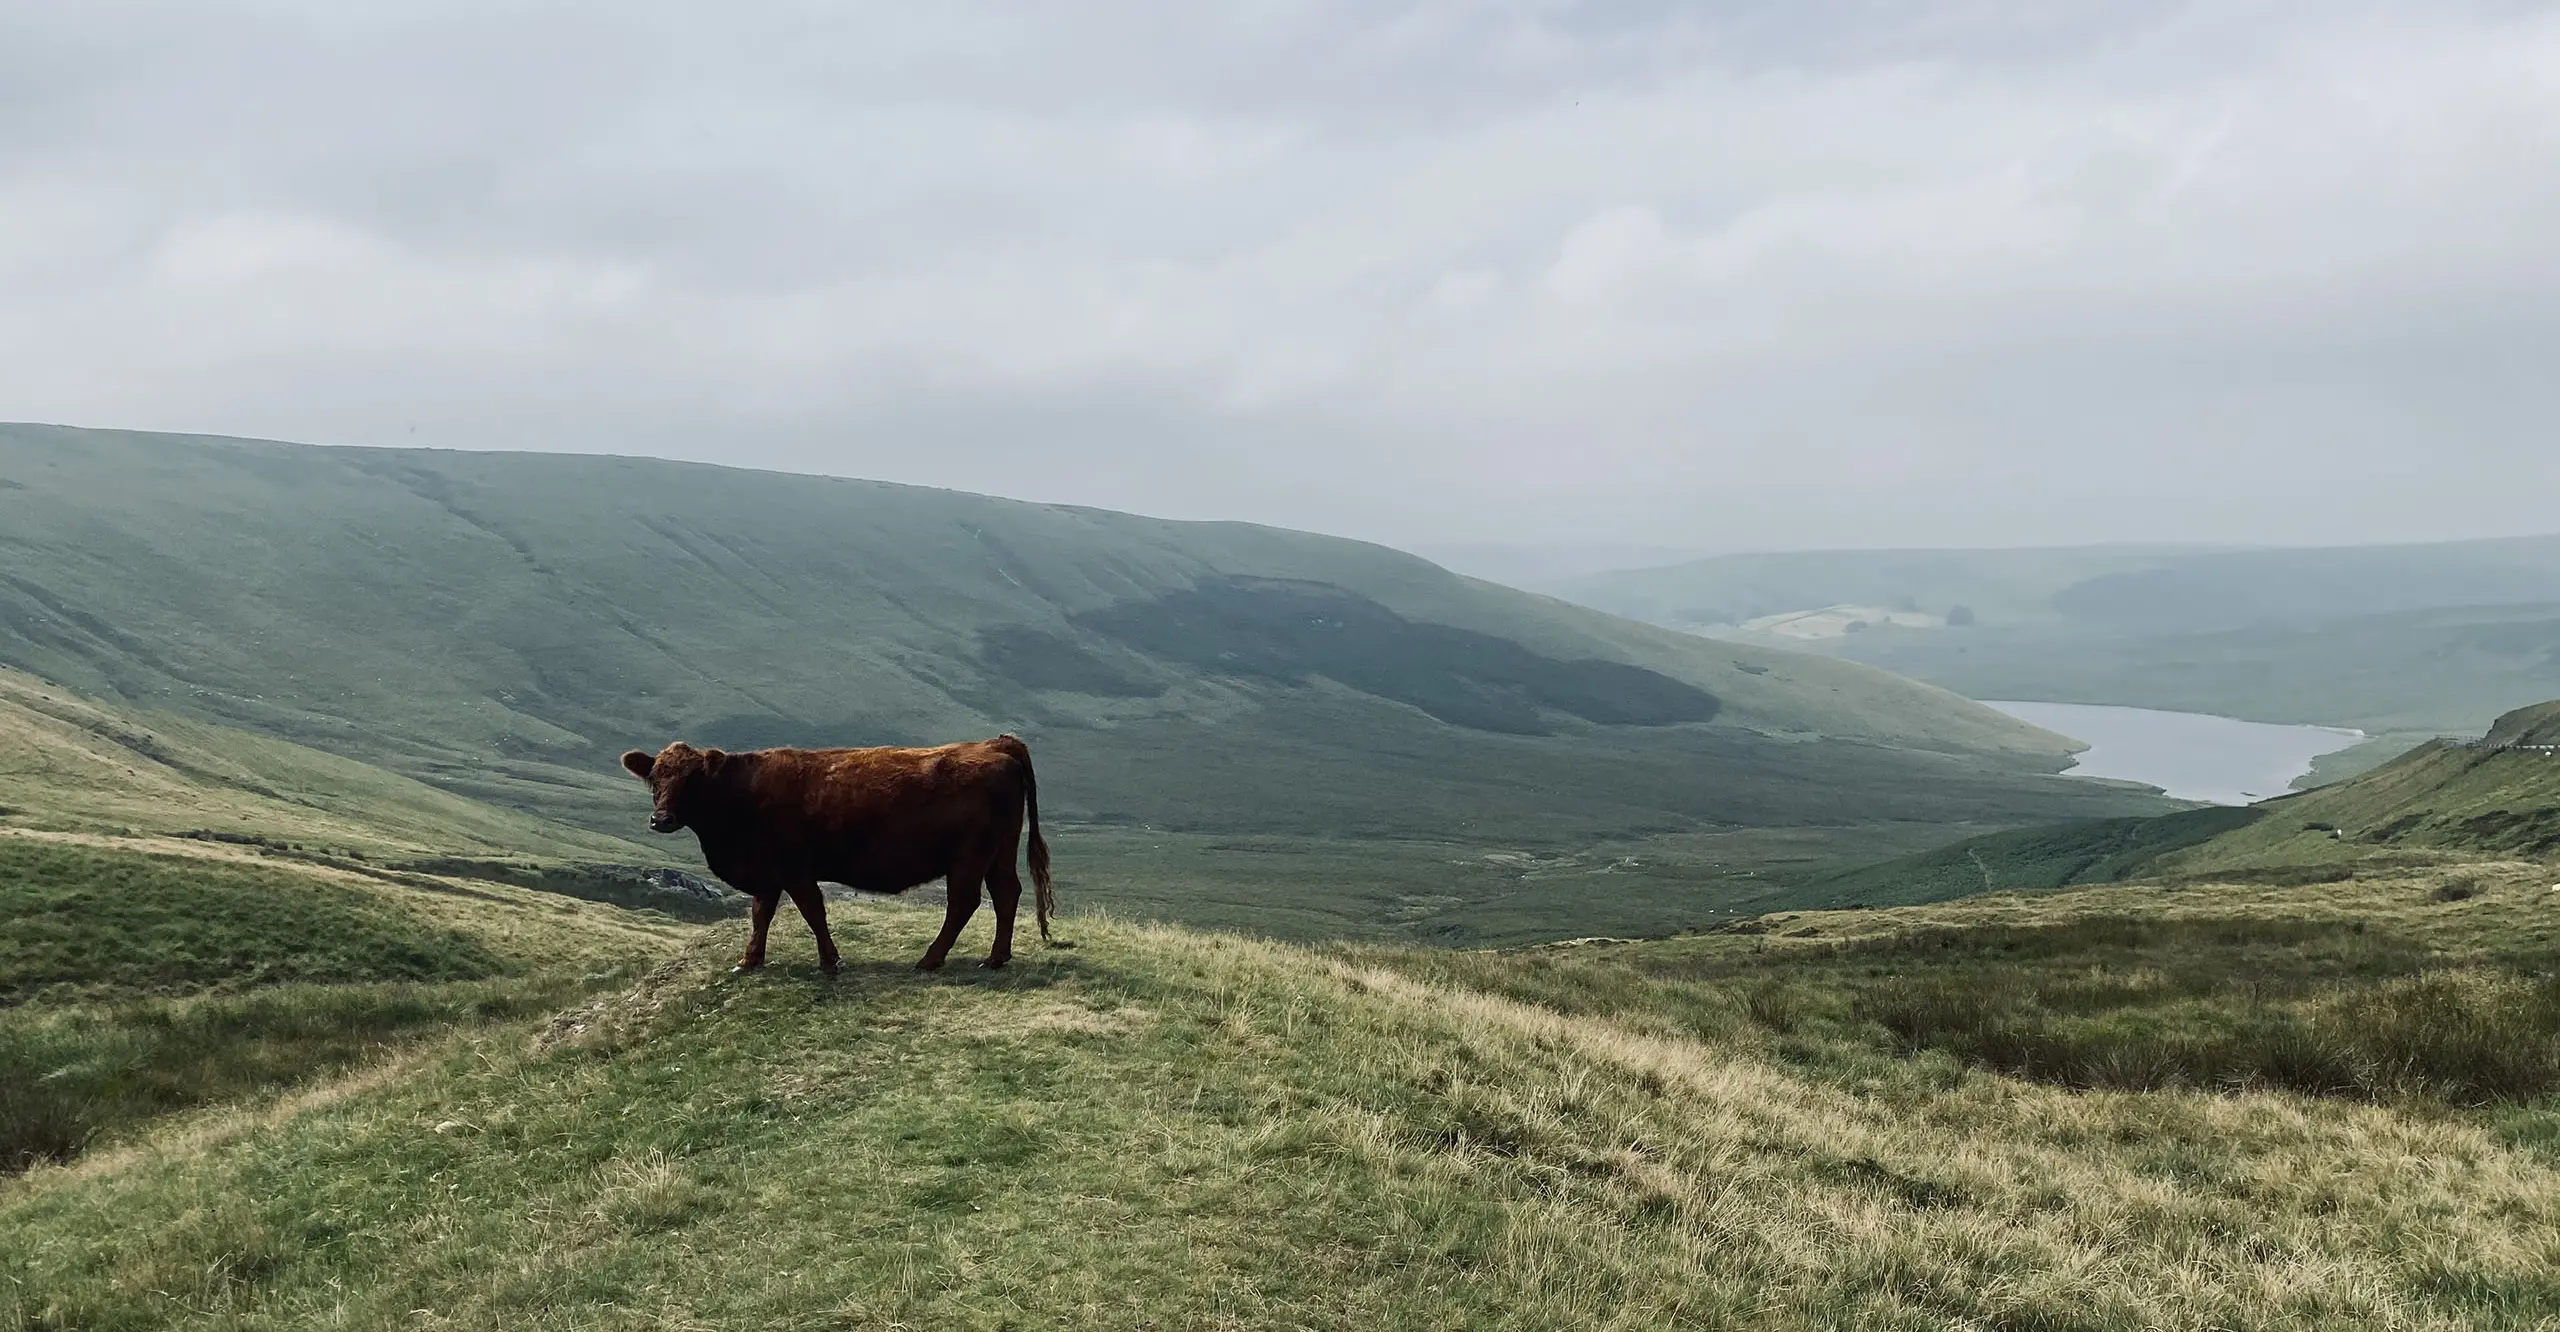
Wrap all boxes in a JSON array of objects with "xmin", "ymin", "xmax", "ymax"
[
  {"xmin": 6, "ymin": 430, "xmax": 2559, "ymax": 1330},
  {"xmin": 1563, "ymin": 540, "xmax": 2560, "ymax": 790}
]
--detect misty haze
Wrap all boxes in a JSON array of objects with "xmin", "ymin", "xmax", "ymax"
[{"xmin": 7, "ymin": 5, "xmax": 2560, "ymax": 1330}]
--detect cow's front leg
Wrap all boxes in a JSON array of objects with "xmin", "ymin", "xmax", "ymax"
[{"xmin": 736, "ymin": 890, "xmax": 780, "ymax": 972}]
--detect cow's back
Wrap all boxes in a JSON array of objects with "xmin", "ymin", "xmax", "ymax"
[{"xmin": 731, "ymin": 741, "xmax": 1028, "ymax": 893}]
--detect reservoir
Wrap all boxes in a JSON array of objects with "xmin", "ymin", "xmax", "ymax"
[{"xmin": 1979, "ymin": 700, "xmax": 2366, "ymax": 806}]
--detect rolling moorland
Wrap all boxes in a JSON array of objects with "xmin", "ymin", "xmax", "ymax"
[
  {"xmin": 1563, "ymin": 540, "xmax": 2560, "ymax": 783},
  {"xmin": 0, "ymin": 421, "xmax": 2555, "ymax": 1323},
  {"xmin": 0, "ymin": 423, "xmax": 2181, "ymax": 941},
  {"xmin": 4, "ymin": 701, "xmax": 2559, "ymax": 1327}
]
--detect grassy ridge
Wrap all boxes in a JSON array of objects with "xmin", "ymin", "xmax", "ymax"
[{"xmin": 8, "ymin": 875, "xmax": 2559, "ymax": 1329}]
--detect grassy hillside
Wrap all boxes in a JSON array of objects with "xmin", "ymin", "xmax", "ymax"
[
  {"xmin": 0, "ymin": 424, "xmax": 2177, "ymax": 938},
  {"xmin": 8, "ymin": 861, "xmax": 2558, "ymax": 1329},
  {"xmin": 0, "ymin": 832, "xmax": 688, "ymax": 1173}
]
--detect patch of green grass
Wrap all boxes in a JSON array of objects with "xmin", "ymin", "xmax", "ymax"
[
  {"xmin": 2, "ymin": 977, "xmax": 593, "ymax": 1173},
  {"xmin": 0, "ymin": 836, "xmax": 684, "ymax": 1174},
  {"xmin": 0, "ymin": 839, "xmax": 507, "ymax": 1002}
]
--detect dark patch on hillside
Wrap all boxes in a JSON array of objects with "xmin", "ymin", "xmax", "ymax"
[
  {"xmin": 978, "ymin": 626, "xmax": 1164, "ymax": 698},
  {"xmin": 1076, "ymin": 577, "xmax": 1720, "ymax": 735},
  {"xmin": 1812, "ymin": 804, "xmax": 2266, "ymax": 906}
]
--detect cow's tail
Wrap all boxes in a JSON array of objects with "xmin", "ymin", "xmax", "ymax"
[{"xmin": 1003, "ymin": 733, "xmax": 1056, "ymax": 943}]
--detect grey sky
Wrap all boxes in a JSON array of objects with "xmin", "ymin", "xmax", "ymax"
[{"xmin": 5, "ymin": 2, "xmax": 2557, "ymax": 555}]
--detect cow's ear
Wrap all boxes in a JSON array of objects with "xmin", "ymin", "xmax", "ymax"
[{"xmin": 620, "ymin": 750, "xmax": 656, "ymax": 780}]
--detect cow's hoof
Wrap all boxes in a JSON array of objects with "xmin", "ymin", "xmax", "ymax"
[
  {"xmin": 819, "ymin": 962, "xmax": 841, "ymax": 979},
  {"xmin": 730, "ymin": 959, "xmax": 766, "ymax": 974},
  {"xmin": 978, "ymin": 956, "xmax": 1010, "ymax": 970},
  {"xmin": 914, "ymin": 956, "xmax": 947, "ymax": 972}
]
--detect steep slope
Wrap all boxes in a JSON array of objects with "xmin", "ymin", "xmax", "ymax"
[
  {"xmin": 8, "ymin": 879, "xmax": 2556, "ymax": 1329},
  {"xmin": 0, "ymin": 425, "xmax": 2149, "ymax": 863}
]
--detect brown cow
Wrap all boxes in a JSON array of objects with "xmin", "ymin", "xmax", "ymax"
[{"xmin": 618, "ymin": 734, "xmax": 1055, "ymax": 973}]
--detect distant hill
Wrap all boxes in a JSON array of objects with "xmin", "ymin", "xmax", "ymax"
[
  {"xmin": 0, "ymin": 426, "xmax": 2163, "ymax": 925},
  {"xmin": 1563, "ymin": 540, "xmax": 2560, "ymax": 745},
  {"xmin": 1566, "ymin": 538, "xmax": 2560, "ymax": 635},
  {"xmin": 1815, "ymin": 602, "xmax": 2560, "ymax": 739}
]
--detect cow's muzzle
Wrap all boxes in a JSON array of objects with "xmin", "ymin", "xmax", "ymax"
[{"xmin": 649, "ymin": 812, "xmax": 680, "ymax": 833}]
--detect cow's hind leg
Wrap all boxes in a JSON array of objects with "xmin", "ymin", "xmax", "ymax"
[
  {"xmin": 737, "ymin": 890, "xmax": 781, "ymax": 972},
  {"xmin": 983, "ymin": 855, "xmax": 1023, "ymax": 969},
  {"xmin": 784, "ymin": 880, "xmax": 841, "ymax": 975},
  {"xmin": 917, "ymin": 858, "xmax": 987, "ymax": 972}
]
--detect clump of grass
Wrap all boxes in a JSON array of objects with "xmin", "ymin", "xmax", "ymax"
[
  {"xmin": 2321, "ymin": 971, "xmax": 2560, "ymax": 1103},
  {"xmin": 1855, "ymin": 967, "xmax": 2560, "ymax": 1103},
  {"xmin": 2432, "ymin": 877, "xmax": 2481, "ymax": 903},
  {"xmin": 1741, "ymin": 979, "xmax": 1806, "ymax": 1034}
]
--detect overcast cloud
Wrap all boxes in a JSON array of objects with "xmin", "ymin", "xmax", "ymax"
[{"xmin": 4, "ymin": 1, "xmax": 2558, "ymax": 553}]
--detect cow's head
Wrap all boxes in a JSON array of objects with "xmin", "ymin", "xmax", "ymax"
[{"xmin": 619, "ymin": 741, "xmax": 729, "ymax": 834}]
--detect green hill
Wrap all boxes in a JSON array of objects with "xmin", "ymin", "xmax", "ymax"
[{"xmin": 0, "ymin": 424, "xmax": 2171, "ymax": 940}]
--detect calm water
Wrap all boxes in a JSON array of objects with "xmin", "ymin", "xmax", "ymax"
[{"xmin": 1981, "ymin": 700, "xmax": 2366, "ymax": 806}]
